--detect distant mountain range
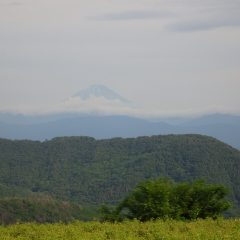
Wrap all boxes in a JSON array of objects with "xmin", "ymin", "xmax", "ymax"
[
  {"xmin": 0, "ymin": 85, "xmax": 239, "ymax": 149},
  {"xmin": 0, "ymin": 112, "xmax": 239, "ymax": 149}
]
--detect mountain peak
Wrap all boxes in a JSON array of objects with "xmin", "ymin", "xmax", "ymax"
[{"xmin": 73, "ymin": 85, "xmax": 129, "ymax": 103}]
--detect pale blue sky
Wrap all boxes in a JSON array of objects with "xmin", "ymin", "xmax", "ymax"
[{"xmin": 0, "ymin": 0, "xmax": 240, "ymax": 116}]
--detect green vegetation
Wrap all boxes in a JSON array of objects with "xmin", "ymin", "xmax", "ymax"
[
  {"xmin": 101, "ymin": 178, "xmax": 231, "ymax": 221},
  {"xmin": 0, "ymin": 219, "xmax": 240, "ymax": 240},
  {"xmin": 0, "ymin": 134, "xmax": 240, "ymax": 219},
  {"xmin": 0, "ymin": 195, "xmax": 84, "ymax": 225}
]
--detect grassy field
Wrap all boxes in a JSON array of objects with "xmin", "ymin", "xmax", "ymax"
[{"xmin": 0, "ymin": 219, "xmax": 239, "ymax": 240}]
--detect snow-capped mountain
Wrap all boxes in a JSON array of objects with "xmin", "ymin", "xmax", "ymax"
[
  {"xmin": 73, "ymin": 84, "xmax": 129, "ymax": 103},
  {"xmin": 62, "ymin": 85, "xmax": 134, "ymax": 115}
]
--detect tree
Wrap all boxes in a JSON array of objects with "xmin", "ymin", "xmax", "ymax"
[
  {"xmin": 101, "ymin": 178, "xmax": 231, "ymax": 221},
  {"xmin": 170, "ymin": 180, "xmax": 231, "ymax": 220},
  {"xmin": 118, "ymin": 178, "xmax": 173, "ymax": 221}
]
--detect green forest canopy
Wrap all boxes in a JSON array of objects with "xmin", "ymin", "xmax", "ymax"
[{"xmin": 0, "ymin": 134, "xmax": 240, "ymax": 218}]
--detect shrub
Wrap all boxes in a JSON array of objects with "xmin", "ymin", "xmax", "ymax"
[{"xmin": 102, "ymin": 178, "xmax": 231, "ymax": 221}]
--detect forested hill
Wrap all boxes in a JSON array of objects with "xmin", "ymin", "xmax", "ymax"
[{"xmin": 0, "ymin": 134, "xmax": 240, "ymax": 214}]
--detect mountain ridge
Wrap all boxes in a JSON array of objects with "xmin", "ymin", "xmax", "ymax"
[
  {"xmin": 0, "ymin": 113, "xmax": 239, "ymax": 149},
  {"xmin": 0, "ymin": 134, "xmax": 240, "ymax": 216}
]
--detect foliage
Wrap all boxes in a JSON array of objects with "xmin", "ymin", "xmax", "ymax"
[
  {"xmin": 0, "ymin": 134, "xmax": 240, "ymax": 218},
  {"xmin": 0, "ymin": 219, "xmax": 240, "ymax": 240},
  {"xmin": 0, "ymin": 196, "xmax": 84, "ymax": 225},
  {"xmin": 99, "ymin": 205, "xmax": 123, "ymax": 222},
  {"xmin": 170, "ymin": 180, "xmax": 231, "ymax": 220},
  {"xmin": 110, "ymin": 178, "xmax": 231, "ymax": 221},
  {"xmin": 117, "ymin": 178, "xmax": 173, "ymax": 221}
]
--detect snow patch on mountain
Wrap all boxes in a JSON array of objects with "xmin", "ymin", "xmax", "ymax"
[
  {"xmin": 60, "ymin": 84, "xmax": 136, "ymax": 115},
  {"xmin": 72, "ymin": 85, "xmax": 130, "ymax": 103}
]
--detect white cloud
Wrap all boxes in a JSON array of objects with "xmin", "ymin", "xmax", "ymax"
[
  {"xmin": 90, "ymin": 10, "xmax": 171, "ymax": 21},
  {"xmin": 167, "ymin": 3, "xmax": 240, "ymax": 32}
]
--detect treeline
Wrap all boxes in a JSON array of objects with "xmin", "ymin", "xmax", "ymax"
[
  {"xmin": 0, "ymin": 135, "xmax": 240, "ymax": 216},
  {"xmin": 0, "ymin": 195, "xmax": 84, "ymax": 225},
  {"xmin": 0, "ymin": 178, "xmax": 232, "ymax": 225}
]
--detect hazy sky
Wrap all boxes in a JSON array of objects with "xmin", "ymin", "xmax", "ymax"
[{"xmin": 1, "ymin": 0, "xmax": 240, "ymax": 116}]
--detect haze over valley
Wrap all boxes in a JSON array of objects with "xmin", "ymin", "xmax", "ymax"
[{"xmin": 0, "ymin": 85, "xmax": 239, "ymax": 149}]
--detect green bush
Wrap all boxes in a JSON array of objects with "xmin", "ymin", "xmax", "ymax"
[{"xmin": 102, "ymin": 178, "xmax": 231, "ymax": 221}]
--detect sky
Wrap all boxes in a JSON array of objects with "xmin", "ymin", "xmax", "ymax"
[{"xmin": 1, "ymin": 0, "xmax": 240, "ymax": 117}]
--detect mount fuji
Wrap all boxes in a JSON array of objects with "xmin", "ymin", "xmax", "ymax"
[
  {"xmin": 61, "ymin": 84, "xmax": 134, "ymax": 115},
  {"xmin": 72, "ymin": 84, "xmax": 129, "ymax": 103}
]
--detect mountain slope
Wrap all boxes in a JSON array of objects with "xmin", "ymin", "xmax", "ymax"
[
  {"xmin": 174, "ymin": 114, "xmax": 240, "ymax": 149},
  {"xmin": 0, "ymin": 135, "xmax": 240, "ymax": 215}
]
